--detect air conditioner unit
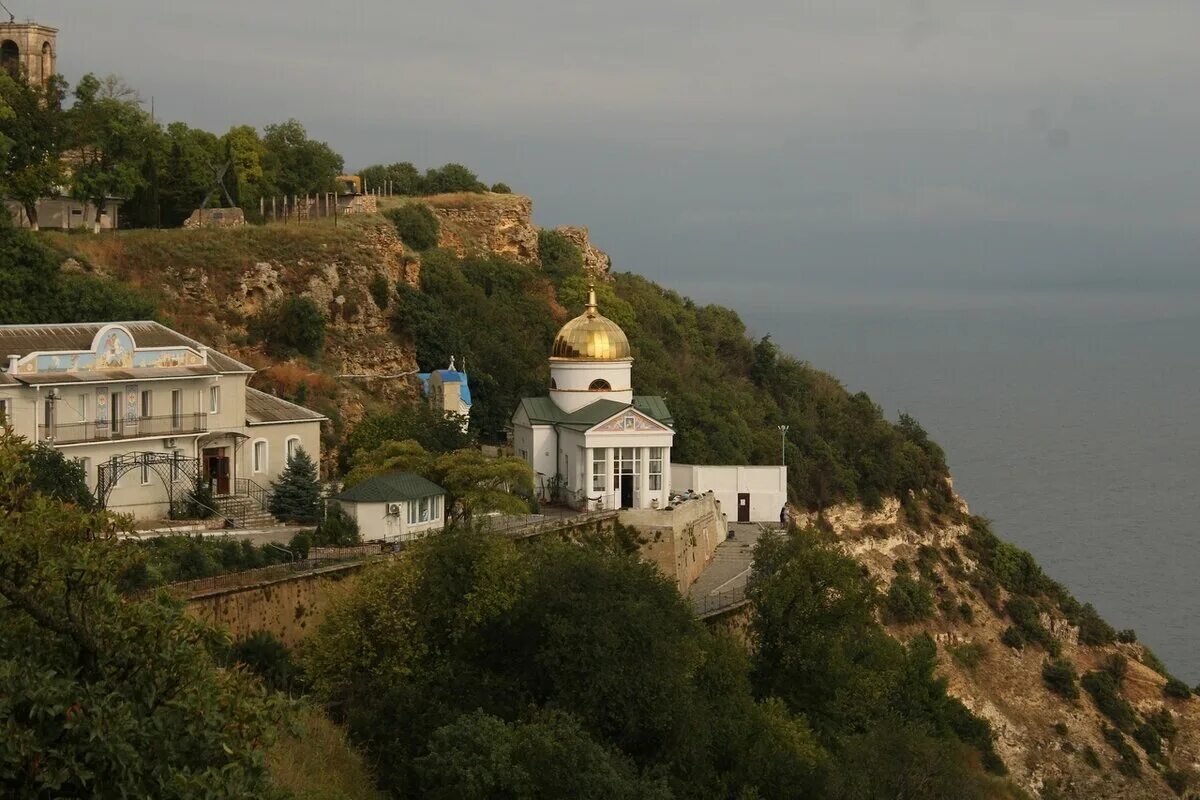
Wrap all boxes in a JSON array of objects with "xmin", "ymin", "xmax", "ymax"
[
  {"xmin": 163, "ymin": 438, "xmax": 177, "ymax": 449},
  {"xmin": 387, "ymin": 502, "xmax": 403, "ymax": 516}
]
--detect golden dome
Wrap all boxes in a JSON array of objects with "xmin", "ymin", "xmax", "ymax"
[{"xmin": 551, "ymin": 285, "xmax": 631, "ymax": 361}]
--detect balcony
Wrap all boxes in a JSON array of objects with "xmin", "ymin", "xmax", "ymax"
[{"xmin": 39, "ymin": 413, "xmax": 208, "ymax": 445}]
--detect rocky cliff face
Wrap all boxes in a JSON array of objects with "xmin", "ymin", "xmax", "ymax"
[
  {"xmin": 422, "ymin": 192, "xmax": 540, "ymax": 264},
  {"xmin": 554, "ymin": 225, "xmax": 612, "ymax": 281},
  {"xmin": 802, "ymin": 501, "xmax": 1200, "ymax": 800}
]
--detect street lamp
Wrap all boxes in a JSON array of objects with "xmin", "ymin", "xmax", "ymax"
[{"xmin": 777, "ymin": 424, "xmax": 789, "ymax": 466}]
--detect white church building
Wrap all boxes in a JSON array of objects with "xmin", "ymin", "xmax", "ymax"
[{"xmin": 512, "ymin": 287, "xmax": 674, "ymax": 510}]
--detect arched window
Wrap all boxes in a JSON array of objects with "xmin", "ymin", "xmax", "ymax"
[
  {"xmin": 588, "ymin": 379, "xmax": 611, "ymax": 392},
  {"xmin": 0, "ymin": 41, "xmax": 19, "ymax": 77},
  {"xmin": 550, "ymin": 378, "xmax": 557, "ymax": 390},
  {"xmin": 40, "ymin": 42, "xmax": 51, "ymax": 83},
  {"xmin": 286, "ymin": 436, "xmax": 301, "ymax": 463}
]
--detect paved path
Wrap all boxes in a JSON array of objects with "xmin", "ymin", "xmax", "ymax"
[{"xmin": 688, "ymin": 523, "xmax": 771, "ymax": 615}]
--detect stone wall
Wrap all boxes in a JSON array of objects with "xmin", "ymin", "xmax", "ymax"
[
  {"xmin": 622, "ymin": 493, "xmax": 727, "ymax": 591},
  {"xmin": 185, "ymin": 562, "xmax": 366, "ymax": 648}
]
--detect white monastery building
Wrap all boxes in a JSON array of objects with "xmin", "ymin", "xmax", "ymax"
[
  {"xmin": 0, "ymin": 321, "xmax": 325, "ymax": 521},
  {"xmin": 332, "ymin": 471, "xmax": 447, "ymax": 542},
  {"xmin": 512, "ymin": 287, "xmax": 675, "ymax": 510}
]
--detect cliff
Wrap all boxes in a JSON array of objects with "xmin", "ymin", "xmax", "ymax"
[{"xmin": 798, "ymin": 501, "xmax": 1200, "ymax": 799}]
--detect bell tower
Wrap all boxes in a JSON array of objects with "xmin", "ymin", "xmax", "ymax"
[{"xmin": 0, "ymin": 19, "xmax": 57, "ymax": 87}]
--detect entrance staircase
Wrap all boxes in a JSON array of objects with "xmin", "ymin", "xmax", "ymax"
[{"xmin": 212, "ymin": 478, "xmax": 276, "ymax": 529}]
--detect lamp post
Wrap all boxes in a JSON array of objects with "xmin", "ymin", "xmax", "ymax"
[{"xmin": 777, "ymin": 424, "xmax": 789, "ymax": 466}]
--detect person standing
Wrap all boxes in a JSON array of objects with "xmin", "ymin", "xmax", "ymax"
[{"xmin": 779, "ymin": 505, "xmax": 789, "ymax": 528}]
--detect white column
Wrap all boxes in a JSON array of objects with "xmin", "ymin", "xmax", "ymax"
[
  {"xmin": 662, "ymin": 446, "xmax": 671, "ymax": 498},
  {"xmin": 583, "ymin": 447, "xmax": 592, "ymax": 510},
  {"xmin": 639, "ymin": 446, "xmax": 650, "ymax": 508}
]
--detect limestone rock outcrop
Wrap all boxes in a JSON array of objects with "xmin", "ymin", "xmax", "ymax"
[
  {"xmin": 553, "ymin": 225, "xmax": 612, "ymax": 281},
  {"xmin": 423, "ymin": 192, "xmax": 539, "ymax": 264}
]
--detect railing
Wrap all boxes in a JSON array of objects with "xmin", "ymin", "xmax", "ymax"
[
  {"xmin": 485, "ymin": 509, "xmax": 619, "ymax": 539},
  {"xmin": 692, "ymin": 585, "xmax": 749, "ymax": 618},
  {"xmin": 41, "ymin": 412, "xmax": 207, "ymax": 445},
  {"xmin": 231, "ymin": 477, "xmax": 271, "ymax": 512}
]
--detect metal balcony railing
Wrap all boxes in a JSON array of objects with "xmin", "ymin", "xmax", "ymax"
[{"xmin": 40, "ymin": 412, "xmax": 207, "ymax": 444}]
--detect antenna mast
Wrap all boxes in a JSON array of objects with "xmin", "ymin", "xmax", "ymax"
[{"xmin": 0, "ymin": 2, "xmax": 15, "ymax": 23}]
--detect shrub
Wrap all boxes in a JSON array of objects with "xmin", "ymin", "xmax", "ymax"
[
  {"xmin": 175, "ymin": 475, "xmax": 216, "ymax": 519},
  {"xmin": 268, "ymin": 447, "xmax": 321, "ymax": 524},
  {"xmin": 948, "ymin": 642, "xmax": 987, "ymax": 670},
  {"xmin": 1075, "ymin": 602, "xmax": 1116, "ymax": 646},
  {"xmin": 1082, "ymin": 670, "xmax": 1137, "ymax": 731},
  {"xmin": 490, "ymin": 182, "xmax": 511, "ymax": 193},
  {"xmin": 1101, "ymin": 725, "xmax": 1141, "ymax": 777},
  {"xmin": 958, "ymin": 601, "xmax": 974, "ymax": 624},
  {"xmin": 1164, "ymin": 768, "xmax": 1190, "ymax": 796},
  {"xmin": 883, "ymin": 574, "xmax": 934, "ymax": 623},
  {"xmin": 384, "ymin": 203, "xmax": 440, "ymax": 251},
  {"xmin": 1005, "ymin": 595, "xmax": 1058, "ymax": 653},
  {"xmin": 1081, "ymin": 745, "xmax": 1101, "ymax": 769},
  {"xmin": 27, "ymin": 442, "xmax": 96, "ymax": 509},
  {"xmin": 1052, "ymin": 722, "xmax": 1068, "ymax": 737},
  {"xmin": 1042, "ymin": 658, "xmax": 1080, "ymax": 700},
  {"xmin": 914, "ymin": 544, "xmax": 941, "ymax": 583},
  {"xmin": 250, "ymin": 296, "xmax": 326, "ymax": 358},
  {"xmin": 1000, "ymin": 626, "xmax": 1026, "ymax": 650},
  {"xmin": 368, "ymin": 272, "xmax": 390, "ymax": 309},
  {"xmin": 1164, "ymin": 677, "xmax": 1192, "ymax": 699},
  {"xmin": 1146, "ymin": 707, "xmax": 1177, "ymax": 742},
  {"xmin": 1132, "ymin": 722, "xmax": 1162, "ymax": 758},
  {"xmin": 1116, "ymin": 628, "xmax": 1137, "ymax": 644},
  {"xmin": 537, "ymin": 229, "xmax": 584, "ymax": 285},
  {"xmin": 422, "ymin": 163, "xmax": 484, "ymax": 194},
  {"xmin": 312, "ymin": 504, "xmax": 361, "ymax": 547},
  {"xmin": 230, "ymin": 631, "xmax": 303, "ymax": 695}
]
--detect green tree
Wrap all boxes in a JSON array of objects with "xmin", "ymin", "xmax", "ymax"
[
  {"xmin": 268, "ymin": 446, "xmax": 322, "ymax": 523},
  {"xmin": 67, "ymin": 73, "xmax": 154, "ymax": 231},
  {"xmin": 261, "ymin": 119, "xmax": 343, "ymax": 196},
  {"xmin": 359, "ymin": 161, "xmax": 422, "ymax": 195},
  {"xmin": 0, "ymin": 429, "xmax": 283, "ymax": 796},
  {"xmin": 490, "ymin": 182, "xmax": 512, "ymax": 193},
  {"xmin": 312, "ymin": 504, "xmax": 361, "ymax": 547},
  {"xmin": 251, "ymin": 296, "xmax": 326, "ymax": 358},
  {"xmin": 384, "ymin": 203, "xmax": 440, "ymax": 250},
  {"xmin": 537, "ymin": 229, "xmax": 584, "ymax": 285},
  {"xmin": 0, "ymin": 72, "xmax": 68, "ymax": 229},
  {"xmin": 423, "ymin": 162, "xmax": 484, "ymax": 194},
  {"xmin": 415, "ymin": 710, "xmax": 671, "ymax": 800},
  {"xmin": 223, "ymin": 124, "xmax": 270, "ymax": 214},
  {"xmin": 26, "ymin": 442, "xmax": 96, "ymax": 510}
]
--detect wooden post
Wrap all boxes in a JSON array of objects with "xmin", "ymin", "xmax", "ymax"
[
  {"xmin": 259, "ymin": 197, "xmax": 264, "ymax": 221},
  {"xmin": 271, "ymin": 196, "xmax": 276, "ymax": 222}
]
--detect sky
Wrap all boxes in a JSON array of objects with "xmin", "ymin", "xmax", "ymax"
[{"xmin": 26, "ymin": 0, "xmax": 1200, "ymax": 311}]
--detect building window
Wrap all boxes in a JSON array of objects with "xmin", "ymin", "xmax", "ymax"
[
  {"xmin": 0, "ymin": 398, "xmax": 10, "ymax": 425},
  {"xmin": 550, "ymin": 378, "xmax": 557, "ymax": 390},
  {"xmin": 253, "ymin": 440, "xmax": 267, "ymax": 473},
  {"xmin": 209, "ymin": 385, "xmax": 220, "ymax": 414},
  {"xmin": 141, "ymin": 390, "xmax": 152, "ymax": 418},
  {"xmin": 171, "ymin": 449, "xmax": 184, "ymax": 481},
  {"xmin": 286, "ymin": 437, "xmax": 300, "ymax": 463},
  {"xmin": 76, "ymin": 457, "xmax": 92, "ymax": 489},
  {"xmin": 419, "ymin": 496, "xmax": 431, "ymax": 522},
  {"xmin": 78, "ymin": 393, "xmax": 88, "ymax": 422},
  {"xmin": 171, "ymin": 390, "xmax": 182, "ymax": 429},
  {"xmin": 141, "ymin": 454, "xmax": 152, "ymax": 485},
  {"xmin": 407, "ymin": 500, "xmax": 417, "ymax": 525},
  {"xmin": 592, "ymin": 449, "xmax": 606, "ymax": 492},
  {"xmin": 109, "ymin": 392, "xmax": 121, "ymax": 433},
  {"xmin": 649, "ymin": 447, "xmax": 663, "ymax": 491},
  {"xmin": 589, "ymin": 379, "xmax": 611, "ymax": 391}
]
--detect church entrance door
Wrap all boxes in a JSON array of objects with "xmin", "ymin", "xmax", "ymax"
[{"xmin": 620, "ymin": 476, "xmax": 634, "ymax": 509}]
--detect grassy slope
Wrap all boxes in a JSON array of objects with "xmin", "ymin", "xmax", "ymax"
[{"xmin": 267, "ymin": 705, "xmax": 383, "ymax": 800}]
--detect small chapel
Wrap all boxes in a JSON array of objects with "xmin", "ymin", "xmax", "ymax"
[{"xmin": 512, "ymin": 286, "xmax": 674, "ymax": 510}]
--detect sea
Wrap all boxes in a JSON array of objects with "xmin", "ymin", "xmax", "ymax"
[{"xmin": 745, "ymin": 289, "xmax": 1200, "ymax": 683}]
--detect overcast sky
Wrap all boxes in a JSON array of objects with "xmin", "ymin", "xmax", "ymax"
[{"xmin": 29, "ymin": 1, "xmax": 1200, "ymax": 310}]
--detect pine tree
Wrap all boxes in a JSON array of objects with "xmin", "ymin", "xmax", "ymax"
[{"xmin": 268, "ymin": 446, "xmax": 321, "ymax": 523}]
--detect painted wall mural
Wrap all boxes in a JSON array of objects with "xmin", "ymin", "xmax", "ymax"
[{"xmin": 15, "ymin": 327, "xmax": 203, "ymax": 374}]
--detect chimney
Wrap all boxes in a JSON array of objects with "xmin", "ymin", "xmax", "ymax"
[
  {"xmin": 199, "ymin": 346, "xmax": 208, "ymax": 365},
  {"xmin": 6, "ymin": 355, "xmax": 18, "ymax": 373}
]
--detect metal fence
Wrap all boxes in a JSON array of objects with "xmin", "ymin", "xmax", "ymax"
[{"xmin": 692, "ymin": 585, "xmax": 749, "ymax": 617}]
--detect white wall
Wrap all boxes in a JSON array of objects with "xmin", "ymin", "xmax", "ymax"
[
  {"xmin": 336, "ymin": 498, "xmax": 445, "ymax": 542},
  {"xmin": 548, "ymin": 359, "xmax": 633, "ymax": 412},
  {"xmin": 671, "ymin": 464, "xmax": 788, "ymax": 523}
]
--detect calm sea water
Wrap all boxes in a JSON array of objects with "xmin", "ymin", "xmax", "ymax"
[{"xmin": 747, "ymin": 291, "xmax": 1200, "ymax": 682}]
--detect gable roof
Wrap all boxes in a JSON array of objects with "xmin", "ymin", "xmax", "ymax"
[
  {"xmin": 333, "ymin": 471, "xmax": 446, "ymax": 503},
  {"xmin": 516, "ymin": 395, "xmax": 674, "ymax": 432},
  {"xmin": 245, "ymin": 387, "xmax": 327, "ymax": 425},
  {"xmin": 0, "ymin": 321, "xmax": 253, "ymax": 374}
]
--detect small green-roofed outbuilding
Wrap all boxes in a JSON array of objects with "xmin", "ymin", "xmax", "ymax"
[{"xmin": 333, "ymin": 472, "xmax": 446, "ymax": 542}]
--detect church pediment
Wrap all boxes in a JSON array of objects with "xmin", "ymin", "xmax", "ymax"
[{"xmin": 591, "ymin": 407, "xmax": 671, "ymax": 434}]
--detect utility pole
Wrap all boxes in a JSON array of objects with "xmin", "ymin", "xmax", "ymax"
[{"xmin": 777, "ymin": 424, "xmax": 789, "ymax": 466}]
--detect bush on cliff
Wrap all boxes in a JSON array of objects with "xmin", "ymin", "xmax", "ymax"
[
  {"xmin": 1042, "ymin": 658, "xmax": 1080, "ymax": 700},
  {"xmin": 883, "ymin": 573, "xmax": 934, "ymax": 623},
  {"xmin": 250, "ymin": 296, "xmax": 326, "ymax": 358},
  {"xmin": 384, "ymin": 203, "xmax": 439, "ymax": 251}
]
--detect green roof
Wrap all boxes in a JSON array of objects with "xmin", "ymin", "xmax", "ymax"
[
  {"xmin": 517, "ymin": 395, "xmax": 674, "ymax": 431},
  {"xmin": 333, "ymin": 472, "xmax": 446, "ymax": 503}
]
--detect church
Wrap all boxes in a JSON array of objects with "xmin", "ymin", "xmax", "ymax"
[{"xmin": 512, "ymin": 287, "xmax": 674, "ymax": 510}]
